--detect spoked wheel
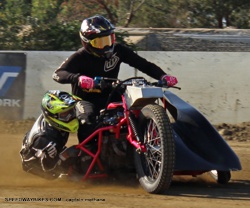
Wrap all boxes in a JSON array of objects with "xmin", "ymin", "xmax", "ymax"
[
  {"xmin": 134, "ymin": 104, "xmax": 175, "ymax": 194},
  {"xmin": 209, "ymin": 170, "xmax": 231, "ymax": 184}
]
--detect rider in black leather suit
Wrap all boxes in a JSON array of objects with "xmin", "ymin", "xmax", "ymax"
[
  {"xmin": 52, "ymin": 15, "xmax": 178, "ymax": 143},
  {"xmin": 20, "ymin": 90, "xmax": 81, "ymax": 179}
]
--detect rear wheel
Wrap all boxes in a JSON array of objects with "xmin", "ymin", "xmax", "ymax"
[
  {"xmin": 209, "ymin": 170, "xmax": 231, "ymax": 184},
  {"xmin": 134, "ymin": 104, "xmax": 175, "ymax": 194}
]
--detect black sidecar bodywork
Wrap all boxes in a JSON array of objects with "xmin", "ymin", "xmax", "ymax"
[{"xmin": 163, "ymin": 91, "xmax": 242, "ymax": 177}]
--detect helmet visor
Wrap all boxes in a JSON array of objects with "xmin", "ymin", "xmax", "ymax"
[
  {"xmin": 89, "ymin": 34, "xmax": 115, "ymax": 49},
  {"xmin": 58, "ymin": 108, "xmax": 76, "ymax": 122}
]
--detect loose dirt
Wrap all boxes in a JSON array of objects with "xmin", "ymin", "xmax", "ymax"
[{"xmin": 0, "ymin": 119, "xmax": 249, "ymax": 208}]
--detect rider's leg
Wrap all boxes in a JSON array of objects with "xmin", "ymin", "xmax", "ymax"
[{"xmin": 75, "ymin": 100, "xmax": 97, "ymax": 144}]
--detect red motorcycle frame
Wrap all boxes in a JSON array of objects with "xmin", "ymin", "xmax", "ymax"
[{"xmin": 70, "ymin": 76, "xmax": 176, "ymax": 194}]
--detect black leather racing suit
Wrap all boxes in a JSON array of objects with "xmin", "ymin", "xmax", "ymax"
[{"xmin": 20, "ymin": 114, "xmax": 69, "ymax": 179}]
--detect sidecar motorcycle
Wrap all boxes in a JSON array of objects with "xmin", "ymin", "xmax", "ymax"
[{"xmin": 59, "ymin": 76, "xmax": 241, "ymax": 194}]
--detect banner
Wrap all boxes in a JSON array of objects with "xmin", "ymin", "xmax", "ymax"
[{"xmin": 0, "ymin": 52, "xmax": 26, "ymax": 120}]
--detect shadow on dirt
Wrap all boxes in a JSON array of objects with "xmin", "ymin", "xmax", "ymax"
[
  {"xmin": 167, "ymin": 179, "xmax": 250, "ymax": 200},
  {"xmin": 66, "ymin": 171, "xmax": 250, "ymax": 199}
]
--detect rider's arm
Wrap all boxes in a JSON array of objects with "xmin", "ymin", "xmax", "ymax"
[
  {"xmin": 52, "ymin": 51, "xmax": 82, "ymax": 84},
  {"xmin": 117, "ymin": 44, "xmax": 167, "ymax": 80}
]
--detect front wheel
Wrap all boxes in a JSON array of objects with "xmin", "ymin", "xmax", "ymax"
[{"xmin": 134, "ymin": 104, "xmax": 175, "ymax": 194}]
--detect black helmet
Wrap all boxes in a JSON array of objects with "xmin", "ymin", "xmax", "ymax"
[{"xmin": 79, "ymin": 15, "xmax": 116, "ymax": 59}]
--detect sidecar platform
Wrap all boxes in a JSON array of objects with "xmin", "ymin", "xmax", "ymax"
[{"xmin": 163, "ymin": 91, "xmax": 242, "ymax": 174}]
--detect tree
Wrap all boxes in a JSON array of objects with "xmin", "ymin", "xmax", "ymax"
[
  {"xmin": 0, "ymin": 0, "xmax": 28, "ymax": 49},
  {"xmin": 1, "ymin": 0, "xmax": 250, "ymax": 50},
  {"xmin": 58, "ymin": 0, "xmax": 119, "ymax": 24},
  {"xmin": 181, "ymin": 0, "xmax": 250, "ymax": 28},
  {"xmin": 31, "ymin": 0, "xmax": 65, "ymax": 23}
]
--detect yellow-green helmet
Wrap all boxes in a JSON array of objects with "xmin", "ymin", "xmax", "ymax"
[{"xmin": 41, "ymin": 90, "xmax": 81, "ymax": 133}]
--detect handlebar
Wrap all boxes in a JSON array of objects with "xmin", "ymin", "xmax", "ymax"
[
  {"xmin": 94, "ymin": 76, "xmax": 181, "ymax": 90},
  {"xmin": 94, "ymin": 76, "xmax": 181, "ymax": 112}
]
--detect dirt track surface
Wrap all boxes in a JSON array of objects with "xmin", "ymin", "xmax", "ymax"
[{"xmin": 1, "ymin": 120, "xmax": 250, "ymax": 208}]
